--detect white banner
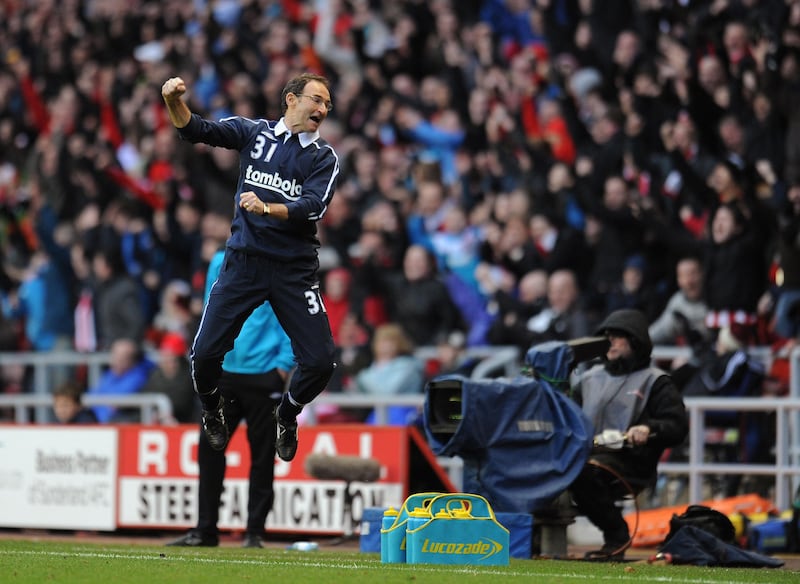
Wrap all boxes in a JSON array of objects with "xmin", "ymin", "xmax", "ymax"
[
  {"xmin": 0, "ymin": 426, "xmax": 118, "ymax": 530},
  {"xmin": 118, "ymin": 477, "xmax": 402, "ymax": 532}
]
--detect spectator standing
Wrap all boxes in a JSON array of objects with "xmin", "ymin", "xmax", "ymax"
[
  {"xmin": 161, "ymin": 73, "xmax": 339, "ymax": 463},
  {"xmin": 649, "ymin": 255, "xmax": 710, "ymax": 347},
  {"xmin": 24, "ymin": 198, "xmax": 76, "ymax": 353},
  {"xmin": 703, "ymin": 202, "xmax": 766, "ymax": 344},
  {"xmin": 429, "ymin": 204, "xmax": 484, "ymax": 295},
  {"xmin": 396, "ymin": 105, "xmax": 465, "ymax": 187},
  {"xmin": 382, "ymin": 244, "xmax": 463, "ymax": 347},
  {"xmin": 486, "ymin": 268, "xmax": 549, "ymax": 352},
  {"xmin": 106, "ymin": 198, "xmax": 162, "ymax": 322},
  {"xmin": 494, "ymin": 215, "xmax": 542, "ymax": 282},
  {"xmin": 91, "ymin": 249, "xmax": 147, "ymax": 350},
  {"xmin": 152, "ymin": 195, "xmax": 205, "ymax": 289},
  {"xmin": 320, "ymin": 267, "xmax": 354, "ymax": 346},
  {"xmin": 526, "ymin": 268, "xmax": 591, "ymax": 346},
  {"xmin": 348, "ymin": 198, "xmax": 407, "ymax": 329},
  {"xmin": 326, "ymin": 313, "xmax": 372, "ymax": 396},
  {"xmin": 604, "ymin": 254, "xmax": 660, "ymax": 321},
  {"xmin": 528, "ymin": 209, "xmax": 591, "ymax": 282},
  {"xmin": 1, "ymin": 250, "xmax": 68, "ymax": 351},
  {"xmin": 580, "ymin": 175, "xmax": 645, "ymax": 315},
  {"xmin": 149, "ymin": 279, "xmax": 194, "ymax": 346},
  {"xmin": 406, "ymin": 179, "xmax": 456, "ymax": 249},
  {"xmin": 2, "ymin": 201, "xmax": 76, "ymax": 387}
]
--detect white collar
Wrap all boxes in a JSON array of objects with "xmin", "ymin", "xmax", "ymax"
[{"xmin": 275, "ymin": 118, "xmax": 319, "ymax": 148}]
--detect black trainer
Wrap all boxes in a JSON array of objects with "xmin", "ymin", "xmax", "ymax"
[
  {"xmin": 276, "ymin": 413, "xmax": 298, "ymax": 461},
  {"xmin": 166, "ymin": 530, "xmax": 219, "ymax": 547},
  {"xmin": 584, "ymin": 541, "xmax": 628, "ymax": 562},
  {"xmin": 242, "ymin": 533, "xmax": 263, "ymax": 548},
  {"xmin": 202, "ymin": 396, "xmax": 229, "ymax": 451}
]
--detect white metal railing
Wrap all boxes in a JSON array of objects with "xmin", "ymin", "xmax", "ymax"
[
  {"xmin": 651, "ymin": 345, "xmax": 774, "ymax": 368},
  {"xmin": 0, "ymin": 349, "xmax": 128, "ymax": 422},
  {"xmin": 658, "ymin": 396, "xmax": 800, "ymax": 510},
  {"xmin": 305, "ymin": 345, "xmax": 520, "ymax": 424},
  {"xmin": 0, "ymin": 350, "xmax": 112, "ymax": 394},
  {"xmin": 0, "ymin": 344, "xmax": 778, "ymax": 391},
  {"xmin": 0, "ymin": 346, "xmax": 521, "ymax": 393},
  {"xmin": 306, "ymin": 393, "xmax": 424, "ymax": 425},
  {"xmin": 0, "ymin": 346, "xmax": 520, "ymax": 425},
  {"xmin": 413, "ymin": 345, "xmax": 521, "ymax": 379},
  {"xmin": 0, "ymin": 392, "xmax": 174, "ymax": 424}
]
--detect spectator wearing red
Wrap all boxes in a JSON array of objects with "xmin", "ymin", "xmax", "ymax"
[{"xmin": 321, "ymin": 267, "xmax": 353, "ymax": 345}]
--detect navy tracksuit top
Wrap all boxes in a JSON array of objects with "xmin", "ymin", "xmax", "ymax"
[{"xmin": 178, "ymin": 114, "xmax": 339, "ymax": 262}]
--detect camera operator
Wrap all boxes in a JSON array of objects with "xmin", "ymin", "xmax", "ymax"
[{"xmin": 569, "ymin": 309, "xmax": 688, "ymax": 561}]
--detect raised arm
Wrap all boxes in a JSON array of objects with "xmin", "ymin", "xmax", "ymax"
[{"xmin": 161, "ymin": 77, "xmax": 192, "ymax": 129}]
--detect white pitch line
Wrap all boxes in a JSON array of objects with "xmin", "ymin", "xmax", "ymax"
[{"xmin": 0, "ymin": 548, "xmax": 768, "ymax": 584}]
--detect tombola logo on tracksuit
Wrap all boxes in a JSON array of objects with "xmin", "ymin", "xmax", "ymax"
[
  {"xmin": 244, "ymin": 165, "xmax": 302, "ymax": 200},
  {"xmin": 419, "ymin": 537, "xmax": 504, "ymax": 560}
]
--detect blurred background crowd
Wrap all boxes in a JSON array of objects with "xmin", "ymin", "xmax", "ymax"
[{"xmin": 0, "ymin": 0, "xmax": 799, "ymax": 425}]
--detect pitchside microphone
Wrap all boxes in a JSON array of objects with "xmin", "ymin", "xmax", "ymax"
[
  {"xmin": 304, "ymin": 453, "xmax": 381, "ymax": 483},
  {"xmin": 304, "ymin": 454, "xmax": 382, "ymax": 542}
]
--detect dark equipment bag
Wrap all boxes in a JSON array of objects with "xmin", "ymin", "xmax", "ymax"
[{"xmin": 663, "ymin": 505, "xmax": 736, "ymax": 545}]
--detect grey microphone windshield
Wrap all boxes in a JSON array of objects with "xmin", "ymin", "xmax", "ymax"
[{"xmin": 304, "ymin": 453, "xmax": 381, "ymax": 483}]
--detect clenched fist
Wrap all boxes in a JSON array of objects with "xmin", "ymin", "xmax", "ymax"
[
  {"xmin": 162, "ymin": 77, "xmax": 186, "ymax": 101},
  {"xmin": 162, "ymin": 77, "xmax": 191, "ymax": 128}
]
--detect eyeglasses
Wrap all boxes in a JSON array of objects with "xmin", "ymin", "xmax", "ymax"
[{"xmin": 296, "ymin": 94, "xmax": 334, "ymax": 112}]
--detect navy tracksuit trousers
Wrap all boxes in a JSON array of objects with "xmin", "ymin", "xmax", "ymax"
[{"xmin": 191, "ymin": 248, "xmax": 336, "ymax": 407}]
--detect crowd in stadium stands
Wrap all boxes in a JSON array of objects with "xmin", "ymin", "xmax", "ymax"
[{"xmin": 0, "ymin": 0, "xmax": 798, "ymax": 408}]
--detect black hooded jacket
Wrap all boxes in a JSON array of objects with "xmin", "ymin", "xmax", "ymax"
[
  {"xmin": 595, "ymin": 308, "xmax": 654, "ymax": 372},
  {"xmin": 576, "ymin": 309, "xmax": 689, "ymax": 482}
]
